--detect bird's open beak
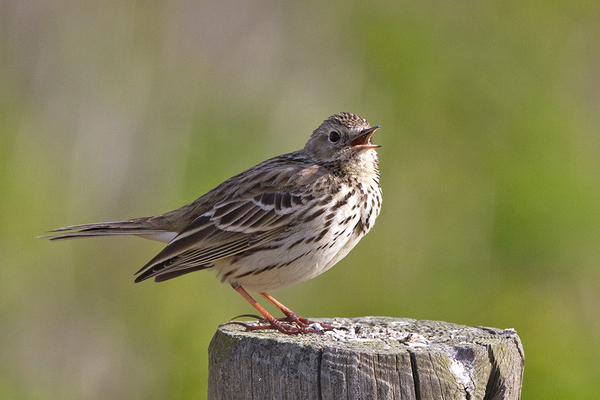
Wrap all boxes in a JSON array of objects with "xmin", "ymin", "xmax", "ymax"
[{"xmin": 350, "ymin": 126, "xmax": 381, "ymax": 150}]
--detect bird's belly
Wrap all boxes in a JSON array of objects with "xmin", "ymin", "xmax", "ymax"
[
  {"xmin": 218, "ymin": 248, "xmax": 337, "ymax": 292},
  {"xmin": 214, "ymin": 202, "xmax": 372, "ymax": 292}
]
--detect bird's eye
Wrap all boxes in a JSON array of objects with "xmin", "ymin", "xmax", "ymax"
[{"xmin": 328, "ymin": 131, "xmax": 340, "ymax": 143}]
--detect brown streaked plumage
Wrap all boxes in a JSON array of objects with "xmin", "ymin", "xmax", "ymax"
[{"xmin": 43, "ymin": 112, "xmax": 382, "ymax": 334}]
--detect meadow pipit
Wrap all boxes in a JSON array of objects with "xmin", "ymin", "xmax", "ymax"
[{"xmin": 43, "ymin": 112, "xmax": 382, "ymax": 334}]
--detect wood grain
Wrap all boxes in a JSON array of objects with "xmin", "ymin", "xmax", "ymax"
[{"xmin": 208, "ymin": 317, "xmax": 524, "ymax": 399}]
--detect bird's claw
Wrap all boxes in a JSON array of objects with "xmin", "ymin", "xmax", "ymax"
[
  {"xmin": 227, "ymin": 313, "xmax": 335, "ymax": 331},
  {"xmin": 221, "ymin": 318, "xmax": 334, "ymax": 335},
  {"xmin": 230, "ymin": 314, "xmax": 266, "ymax": 321}
]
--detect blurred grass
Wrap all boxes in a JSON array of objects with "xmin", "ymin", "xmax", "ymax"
[{"xmin": 2, "ymin": 0, "xmax": 600, "ymax": 398}]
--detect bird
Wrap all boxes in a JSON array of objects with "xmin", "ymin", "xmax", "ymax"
[{"xmin": 43, "ymin": 112, "xmax": 382, "ymax": 334}]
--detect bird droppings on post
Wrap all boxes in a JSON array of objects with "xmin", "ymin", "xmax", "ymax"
[{"xmin": 217, "ymin": 316, "xmax": 520, "ymax": 346}]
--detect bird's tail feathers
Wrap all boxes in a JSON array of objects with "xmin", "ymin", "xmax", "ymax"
[{"xmin": 39, "ymin": 218, "xmax": 176, "ymax": 243}]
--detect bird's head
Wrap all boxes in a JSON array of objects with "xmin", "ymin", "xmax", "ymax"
[{"xmin": 304, "ymin": 112, "xmax": 380, "ymax": 163}]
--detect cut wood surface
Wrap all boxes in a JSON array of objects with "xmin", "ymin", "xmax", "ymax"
[{"xmin": 208, "ymin": 316, "xmax": 524, "ymax": 400}]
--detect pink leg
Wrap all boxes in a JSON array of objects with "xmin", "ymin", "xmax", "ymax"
[
  {"xmin": 260, "ymin": 292, "xmax": 334, "ymax": 329},
  {"xmin": 222, "ymin": 285, "xmax": 326, "ymax": 334}
]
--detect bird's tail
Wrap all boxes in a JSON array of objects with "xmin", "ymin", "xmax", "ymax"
[{"xmin": 39, "ymin": 217, "xmax": 177, "ymax": 243}]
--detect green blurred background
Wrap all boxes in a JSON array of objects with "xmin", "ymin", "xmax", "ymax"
[{"xmin": 2, "ymin": 1, "xmax": 599, "ymax": 398}]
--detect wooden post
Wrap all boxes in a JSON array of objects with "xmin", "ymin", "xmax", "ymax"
[{"xmin": 208, "ymin": 317, "xmax": 524, "ymax": 400}]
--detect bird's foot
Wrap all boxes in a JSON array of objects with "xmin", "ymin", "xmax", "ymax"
[
  {"xmin": 222, "ymin": 315, "xmax": 332, "ymax": 335},
  {"xmin": 225, "ymin": 286, "xmax": 335, "ymax": 334},
  {"xmin": 229, "ymin": 313, "xmax": 334, "ymax": 328},
  {"xmin": 278, "ymin": 312, "xmax": 336, "ymax": 330}
]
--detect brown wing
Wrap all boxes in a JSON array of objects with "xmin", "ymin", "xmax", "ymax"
[{"xmin": 134, "ymin": 191, "xmax": 311, "ymax": 282}]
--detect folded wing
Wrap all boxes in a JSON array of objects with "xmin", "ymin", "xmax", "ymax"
[{"xmin": 134, "ymin": 191, "xmax": 309, "ymax": 282}]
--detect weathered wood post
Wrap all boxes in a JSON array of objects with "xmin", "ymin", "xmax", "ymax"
[{"xmin": 208, "ymin": 317, "xmax": 524, "ymax": 399}]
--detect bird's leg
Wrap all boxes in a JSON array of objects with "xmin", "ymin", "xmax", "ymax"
[
  {"xmin": 260, "ymin": 292, "xmax": 335, "ymax": 330},
  {"xmin": 222, "ymin": 285, "xmax": 325, "ymax": 334}
]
